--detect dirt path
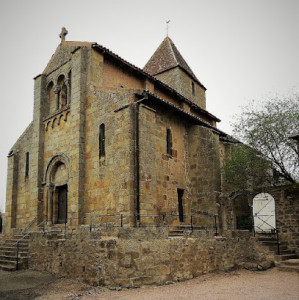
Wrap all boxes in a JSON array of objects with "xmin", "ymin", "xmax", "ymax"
[{"xmin": 0, "ymin": 268, "xmax": 298, "ymax": 299}]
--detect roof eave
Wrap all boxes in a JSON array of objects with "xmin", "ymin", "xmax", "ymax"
[
  {"xmin": 137, "ymin": 90, "xmax": 221, "ymax": 134},
  {"xmin": 92, "ymin": 43, "xmax": 219, "ymax": 122}
]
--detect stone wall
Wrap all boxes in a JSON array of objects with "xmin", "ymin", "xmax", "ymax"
[
  {"xmin": 270, "ymin": 185, "xmax": 299, "ymax": 255},
  {"xmin": 28, "ymin": 228, "xmax": 272, "ymax": 288},
  {"xmin": 188, "ymin": 126, "xmax": 221, "ymax": 227},
  {"xmin": 154, "ymin": 67, "xmax": 206, "ymax": 109},
  {"xmin": 138, "ymin": 103, "xmax": 190, "ymax": 221},
  {"xmin": 5, "ymin": 123, "xmax": 34, "ymax": 230}
]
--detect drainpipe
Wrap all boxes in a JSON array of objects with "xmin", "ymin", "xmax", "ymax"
[{"xmin": 134, "ymin": 94, "xmax": 148, "ymax": 227}]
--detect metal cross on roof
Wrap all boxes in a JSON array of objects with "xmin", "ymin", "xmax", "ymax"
[
  {"xmin": 59, "ymin": 27, "xmax": 68, "ymax": 42},
  {"xmin": 166, "ymin": 20, "xmax": 170, "ymax": 37}
]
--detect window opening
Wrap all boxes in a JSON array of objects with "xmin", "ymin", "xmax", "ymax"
[
  {"xmin": 57, "ymin": 75, "xmax": 67, "ymax": 109},
  {"xmin": 177, "ymin": 189, "xmax": 184, "ymax": 222},
  {"xmin": 68, "ymin": 70, "xmax": 72, "ymax": 104},
  {"xmin": 166, "ymin": 128, "xmax": 172, "ymax": 156},
  {"xmin": 99, "ymin": 124, "xmax": 105, "ymax": 158},
  {"xmin": 25, "ymin": 152, "xmax": 29, "ymax": 177},
  {"xmin": 192, "ymin": 81, "xmax": 195, "ymax": 96}
]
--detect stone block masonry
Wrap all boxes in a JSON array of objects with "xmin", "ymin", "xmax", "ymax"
[
  {"xmin": 270, "ymin": 185, "xmax": 299, "ymax": 255},
  {"xmin": 28, "ymin": 228, "xmax": 272, "ymax": 288}
]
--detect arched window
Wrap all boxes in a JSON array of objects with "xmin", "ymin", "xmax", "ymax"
[
  {"xmin": 166, "ymin": 128, "xmax": 172, "ymax": 156},
  {"xmin": 99, "ymin": 124, "xmax": 105, "ymax": 158},
  {"xmin": 57, "ymin": 75, "xmax": 67, "ymax": 109}
]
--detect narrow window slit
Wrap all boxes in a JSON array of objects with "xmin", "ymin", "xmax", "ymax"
[{"xmin": 99, "ymin": 124, "xmax": 105, "ymax": 158}]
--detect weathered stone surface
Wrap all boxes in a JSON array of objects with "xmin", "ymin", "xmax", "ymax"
[
  {"xmin": 5, "ymin": 38, "xmax": 224, "ymax": 233},
  {"xmin": 28, "ymin": 228, "xmax": 272, "ymax": 288}
]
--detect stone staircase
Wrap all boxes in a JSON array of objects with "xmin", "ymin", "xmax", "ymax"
[
  {"xmin": 49, "ymin": 225, "xmax": 66, "ymax": 241},
  {"xmin": 0, "ymin": 234, "xmax": 29, "ymax": 271},
  {"xmin": 0, "ymin": 225, "xmax": 66, "ymax": 272},
  {"xmin": 275, "ymin": 259, "xmax": 299, "ymax": 273},
  {"xmin": 256, "ymin": 235, "xmax": 297, "ymax": 261},
  {"xmin": 168, "ymin": 225, "xmax": 187, "ymax": 237},
  {"xmin": 168, "ymin": 229, "xmax": 185, "ymax": 237}
]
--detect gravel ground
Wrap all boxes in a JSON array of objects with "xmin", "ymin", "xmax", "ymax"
[{"xmin": 0, "ymin": 268, "xmax": 298, "ymax": 299}]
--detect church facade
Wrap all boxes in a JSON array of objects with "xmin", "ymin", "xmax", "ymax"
[{"xmin": 5, "ymin": 29, "xmax": 236, "ymax": 232}]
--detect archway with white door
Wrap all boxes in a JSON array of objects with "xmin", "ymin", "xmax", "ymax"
[{"xmin": 253, "ymin": 193, "xmax": 276, "ymax": 233}]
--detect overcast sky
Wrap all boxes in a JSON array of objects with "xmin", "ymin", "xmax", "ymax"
[{"xmin": 0, "ymin": 0, "xmax": 298, "ymax": 212}]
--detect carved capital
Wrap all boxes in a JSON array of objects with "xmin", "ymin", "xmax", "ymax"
[
  {"xmin": 54, "ymin": 85, "xmax": 61, "ymax": 94},
  {"xmin": 65, "ymin": 78, "xmax": 70, "ymax": 86}
]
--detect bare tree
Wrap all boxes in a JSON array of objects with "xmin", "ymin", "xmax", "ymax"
[{"xmin": 231, "ymin": 93, "xmax": 299, "ymax": 184}]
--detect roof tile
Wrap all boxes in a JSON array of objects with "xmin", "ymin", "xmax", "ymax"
[{"xmin": 143, "ymin": 37, "xmax": 200, "ymax": 84}]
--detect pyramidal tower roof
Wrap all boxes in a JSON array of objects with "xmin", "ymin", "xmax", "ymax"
[{"xmin": 143, "ymin": 36, "xmax": 201, "ymax": 85}]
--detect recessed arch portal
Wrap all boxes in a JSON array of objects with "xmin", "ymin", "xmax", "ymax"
[{"xmin": 45, "ymin": 154, "xmax": 70, "ymax": 224}]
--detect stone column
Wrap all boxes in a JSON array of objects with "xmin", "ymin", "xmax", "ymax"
[
  {"xmin": 47, "ymin": 184, "xmax": 54, "ymax": 225},
  {"xmin": 65, "ymin": 78, "xmax": 71, "ymax": 105},
  {"xmin": 31, "ymin": 74, "xmax": 46, "ymax": 224},
  {"xmin": 54, "ymin": 85, "xmax": 61, "ymax": 110},
  {"xmin": 68, "ymin": 47, "xmax": 88, "ymax": 224},
  {"xmin": 5, "ymin": 152, "xmax": 18, "ymax": 233}
]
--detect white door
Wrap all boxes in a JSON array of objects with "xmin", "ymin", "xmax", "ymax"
[{"xmin": 253, "ymin": 193, "xmax": 276, "ymax": 233}]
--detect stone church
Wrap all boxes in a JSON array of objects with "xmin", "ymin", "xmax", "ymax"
[{"xmin": 5, "ymin": 28, "xmax": 236, "ymax": 233}]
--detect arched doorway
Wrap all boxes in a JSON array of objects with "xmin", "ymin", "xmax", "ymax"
[
  {"xmin": 253, "ymin": 193, "xmax": 276, "ymax": 233},
  {"xmin": 45, "ymin": 154, "xmax": 70, "ymax": 225}
]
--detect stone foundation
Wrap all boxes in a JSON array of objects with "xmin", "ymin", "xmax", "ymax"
[{"xmin": 28, "ymin": 228, "xmax": 272, "ymax": 288}]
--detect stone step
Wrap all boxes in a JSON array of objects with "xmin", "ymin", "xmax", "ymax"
[
  {"xmin": 256, "ymin": 236, "xmax": 277, "ymax": 242},
  {"xmin": 276, "ymin": 250, "xmax": 295, "ymax": 255},
  {"xmin": 260, "ymin": 242, "xmax": 287, "ymax": 252},
  {"xmin": 168, "ymin": 230, "xmax": 184, "ymax": 237},
  {"xmin": 275, "ymin": 254, "xmax": 297, "ymax": 261},
  {"xmin": 56, "ymin": 239, "xmax": 66, "ymax": 242},
  {"xmin": 0, "ymin": 234, "xmax": 30, "ymax": 272},
  {"xmin": 0, "ymin": 253, "xmax": 28, "ymax": 259},
  {"xmin": 5, "ymin": 239, "xmax": 29, "ymax": 244},
  {"xmin": 260, "ymin": 240, "xmax": 286, "ymax": 246},
  {"xmin": 0, "ymin": 256, "xmax": 28, "ymax": 264},
  {"xmin": 0, "ymin": 245, "xmax": 28, "ymax": 251},
  {"xmin": 5, "ymin": 241, "xmax": 29, "ymax": 245},
  {"xmin": 12, "ymin": 235, "xmax": 29, "ymax": 239},
  {"xmin": 278, "ymin": 259, "xmax": 299, "ymax": 266},
  {"xmin": 0, "ymin": 263, "xmax": 16, "ymax": 271},
  {"xmin": 276, "ymin": 259, "xmax": 299, "ymax": 273},
  {"xmin": 0, "ymin": 259, "xmax": 17, "ymax": 266},
  {"xmin": 1, "ymin": 246, "xmax": 28, "ymax": 252},
  {"xmin": 277, "ymin": 265, "xmax": 299, "ymax": 273},
  {"xmin": 0, "ymin": 254, "xmax": 28, "ymax": 261},
  {"xmin": 3, "ymin": 239, "xmax": 29, "ymax": 243}
]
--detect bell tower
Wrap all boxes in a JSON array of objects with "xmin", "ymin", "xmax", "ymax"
[{"xmin": 144, "ymin": 37, "xmax": 207, "ymax": 109}]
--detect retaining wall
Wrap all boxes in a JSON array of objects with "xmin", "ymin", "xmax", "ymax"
[{"xmin": 28, "ymin": 228, "xmax": 272, "ymax": 288}]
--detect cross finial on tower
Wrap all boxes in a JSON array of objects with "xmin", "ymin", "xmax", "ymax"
[
  {"xmin": 59, "ymin": 27, "xmax": 68, "ymax": 43},
  {"xmin": 166, "ymin": 20, "xmax": 170, "ymax": 37}
]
